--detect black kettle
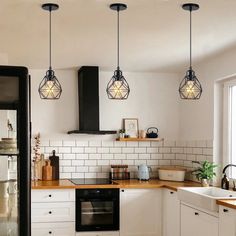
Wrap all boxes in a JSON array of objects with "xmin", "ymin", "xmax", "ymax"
[{"xmin": 146, "ymin": 127, "xmax": 158, "ymax": 138}]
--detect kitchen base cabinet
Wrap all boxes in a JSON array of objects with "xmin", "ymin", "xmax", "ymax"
[
  {"xmin": 120, "ymin": 189, "xmax": 162, "ymax": 236},
  {"xmin": 219, "ymin": 206, "xmax": 236, "ymax": 236},
  {"xmin": 162, "ymin": 189, "xmax": 180, "ymax": 236},
  {"xmin": 75, "ymin": 232, "xmax": 119, "ymax": 236},
  {"xmin": 31, "ymin": 189, "xmax": 75, "ymax": 236},
  {"xmin": 32, "ymin": 222, "xmax": 75, "ymax": 236},
  {"xmin": 180, "ymin": 204, "xmax": 218, "ymax": 236}
]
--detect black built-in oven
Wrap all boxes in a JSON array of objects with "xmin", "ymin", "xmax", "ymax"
[{"xmin": 76, "ymin": 188, "xmax": 119, "ymax": 232}]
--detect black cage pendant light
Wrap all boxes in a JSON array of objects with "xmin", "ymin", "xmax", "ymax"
[
  {"xmin": 106, "ymin": 3, "xmax": 130, "ymax": 100},
  {"xmin": 38, "ymin": 3, "xmax": 62, "ymax": 100},
  {"xmin": 179, "ymin": 3, "xmax": 202, "ymax": 100}
]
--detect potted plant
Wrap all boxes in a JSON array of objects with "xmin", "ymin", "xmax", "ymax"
[
  {"xmin": 192, "ymin": 160, "xmax": 217, "ymax": 187},
  {"xmin": 119, "ymin": 129, "xmax": 125, "ymax": 138}
]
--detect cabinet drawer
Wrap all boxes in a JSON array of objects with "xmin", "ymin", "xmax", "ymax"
[
  {"xmin": 32, "ymin": 189, "xmax": 75, "ymax": 203},
  {"xmin": 32, "ymin": 202, "xmax": 75, "ymax": 223},
  {"xmin": 32, "ymin": 222, "xmax": 75, "ymax": 236}
]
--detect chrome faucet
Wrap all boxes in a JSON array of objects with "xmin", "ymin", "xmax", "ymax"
[{"xmin": 221, "ymin": 164, "xmax": 236, "ymax": 190}]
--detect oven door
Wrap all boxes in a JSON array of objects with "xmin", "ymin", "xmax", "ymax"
[{"xmin": 76, "ymin": 189, "xmax": 119, "ymax": 232}]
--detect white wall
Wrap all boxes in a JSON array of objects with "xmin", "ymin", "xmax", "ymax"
[{"xmin": 30, "ymin": 69, "xmax": 181, "ymax": 140}]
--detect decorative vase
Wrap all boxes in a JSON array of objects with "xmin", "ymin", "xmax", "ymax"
[{"xmin": 201, "ymin": 179, "xmax": 209, "ymax": 187}]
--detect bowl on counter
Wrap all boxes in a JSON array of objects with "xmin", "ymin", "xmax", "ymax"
[{"xmin": 158, "ymin": 167, "xmax": 186, "ymax": 182}]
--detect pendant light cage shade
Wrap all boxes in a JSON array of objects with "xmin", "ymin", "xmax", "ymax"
[
  {"xmin": 106, "ymin": 69, "xmax": 130, "ymax": 99},
  {"xmin": 39, "ymin": 69, "xmax": 62, "ymax": 99},
  {"xmin": 107, "ymin": 3, "xmax": 130, "ymax": 100},
  {"xmin": 39, "ymin": 3, "xmax": 62, "ymax": 100},
  {"xmin": 179, "ymin": 68, "xmax": 202, "ymax": 100},
  {"xmin": 179, "ymin": 3, "xmax": 202, "ymax": 100}
]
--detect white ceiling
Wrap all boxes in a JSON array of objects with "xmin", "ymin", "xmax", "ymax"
[{"xmin": 1, "ymin": 0, "xmax": 236, "ymax": 72}]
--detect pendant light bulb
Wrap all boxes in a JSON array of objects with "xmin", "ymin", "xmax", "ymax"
[
  {"xmin": 39, "ymin": 3, "xmax": 62, "ymax": 100},
  {"xmin": 179, "ymin": 3, "xmax": 202, "ymax": 100},
  {"xmin": 106, "ymin": 3, "xmax": 130, "ymax": 100}
]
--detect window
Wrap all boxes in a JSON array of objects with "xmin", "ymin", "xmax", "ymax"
[{"xmin": 224, "ymin": 80, "xmax": 236, "ymax": 178}]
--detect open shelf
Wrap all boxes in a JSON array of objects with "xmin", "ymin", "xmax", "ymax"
[{"xmin": 116, "ymin": 138, "xmax": 164, "ymax": 142}]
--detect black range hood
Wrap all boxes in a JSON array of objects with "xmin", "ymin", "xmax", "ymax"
[{"xmin": 68, "ymin": 66, "xmax": 116, "ymax": 135}]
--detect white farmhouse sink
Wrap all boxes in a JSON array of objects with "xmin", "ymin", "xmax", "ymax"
[{"xmin": 178, "ymin": 187, "xmax": 236, "ymax": 212}]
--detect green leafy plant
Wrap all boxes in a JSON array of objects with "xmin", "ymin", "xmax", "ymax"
[{"xmin": 192, "ymin": 161, "xmax": 217, "ymax": 180}]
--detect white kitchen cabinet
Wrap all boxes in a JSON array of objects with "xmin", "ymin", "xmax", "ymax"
[
  {"xmin": 180, "ymin": 204, "xmax": 218, "ymax": 236},
  {"xmin": 219, "ymin": 205, "xmax": 236, "ymax": 236},
  {"xmin": 76, "ymin": 231, "xmax": 119, "ymax": 236},
  {"xmin": 32, "ymin": 222, "xmax": 75, "ymax": 236},
  {"xmin": 162, "ymin": 189, "xmax": 180, "ymax": 236},
  {"xmin": 31, "ymin": 189, "xmax": 75, "ymax": 236},
  {"xmin": 120, "ymin": 188, "xmax": 162, "ymax": 236}
]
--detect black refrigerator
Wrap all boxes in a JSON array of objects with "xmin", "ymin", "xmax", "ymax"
[{"xmin": 0, "ymin": 66, "xmax": 31, "ymax": 235}]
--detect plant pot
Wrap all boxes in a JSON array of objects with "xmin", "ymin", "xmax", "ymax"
[{"xmin": 201, "ymin": 179, "xmax": 210, "ymax": 187}]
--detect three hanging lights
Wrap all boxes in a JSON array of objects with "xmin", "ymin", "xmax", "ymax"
[
  {"xmin": 38, "ymin": 3, "xmax": 62, "ymax": 100},
  {"xmin": 38, "ymin": 2, "xmax": 202, "ymax": 101},
  {"xmin": 106, "ymin": 3, "xmax": 130, "ymax": 100},
  {"xmin": 179, "ymin": 3, "xmax": 202, "ymax": 100}
]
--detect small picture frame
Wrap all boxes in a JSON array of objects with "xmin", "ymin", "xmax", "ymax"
[{"xmin": 123, "ymin": 118, "xmax": 139, "ymax": 138}]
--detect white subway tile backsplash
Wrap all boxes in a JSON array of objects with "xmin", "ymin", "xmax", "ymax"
[
  {"xmin": 101, "ymin": 154, "xmax": 113, "ymax": 160},
  {"xmin": 39, "ymin": 139, "xmax": 213, "ymax": 179},
  {"xmin": 102, "ymin": 141, "xmax": 114, "ymax": 147},
  {"xmin": 40, "ymin": 140, "xmax": 50, "ymax": 147},
  {"xmin": 139, "ymin": 142, "xmax": 150, "ymax": 147},
  {"xmin": 114, "ymin": 154, "xmax": 126, "ymax": 159},
  {"xmin": 72, "ymin": 147, "xmax": 84, "ymax": 153},
  {"xmin": 63, "ymin": 140, "xmax": 76, "ymax": 146},
  {"xmin": 127, "ymin": 142, "xmax": 139, "ymax": 147},
  {"xmin": 110, "ymin": 148, "xmax": 122, "ymax": 154},
  {"xmin": 72, "ymin": 160, "xmax": 84, "ymax": 166},
  {"xmin": 126, "ymin": 154, "xmax": 139, "ymax": 160},
  {"xmin": 97, "ymin": 148, "xmax": 110, "ymax": 154},
  {"xmin": 89, "ymin": 141, "xmax": 102, "ymax": 147},
  {"xmin": 89, "ymin": 154, "xmax": 102, "ymax": 160},
  {"xmin": 151, "ymin": 154, "xmax": 163, "ymax": 159},
  {"xmin": 84, "ymin": 160, "xmax": 97, "ymax": 166},
  {"xmin": 59, "ymin": 147, "xmax": 71, "ymax": 153},
  {"xmin": 63, "ymin": 166, "xmax": 76, "ymax": 172},
  {"xmin": 122, "ymin": 148, "xmax": 134, "ymax": 154},
  {"xmin": 60, "ymin": 173, "xmax": 72, "ymax": 179},
  {"xmin": 84, "ymin": 147, "xmax": 97, "ymax": 153},
  {"xmin": 76, "ymin": 154, "xmax": 89, "ymax": 159},
  {"xmin": 135, "ymin": 148, "xmax": 146, "ymax": 153},
  {"xmin": 138, "ymin": 154, "xmax": 151, "ymax": 160},
  {"xmin": 63, "ymin": 154, "xmax": 76, "ymax": 160},
  {"xmin": 76, "ymin": 166, "xmax": 89, "ymax": 172},
  {"xmin": 89, "ymin": 166, "xmax": 102, "ymax": 172},
  {"xmin": 76, "ymin": 141, "xmax": 89, "ymax": 147},
  {"xmin": 163, "ymin": 154, "xmax": 175, "ymax": 160},
  {"xmin": 97, "ymin": 160, "xmax": 110, "ymax": 166},
  {"xmin": 97, "ymin": 172, "xmax": 109, "ymax": 178},
  {"xmin": 147, "ymin": 148, "xmax": 158, "ymax": 153},
  {"xmin": 114, "ymin": 141, "xmax": 126, "ymax": 147},
  {"xmin": 60, "ymin": 160, "xmax": 72, "ymax": 166}
]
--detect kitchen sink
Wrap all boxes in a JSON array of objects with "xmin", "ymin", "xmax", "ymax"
[{"xmin": 178, "ymin": 187, "xmax": 236, "ymax": 212}]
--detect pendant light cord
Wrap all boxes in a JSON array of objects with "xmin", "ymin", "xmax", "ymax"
[
  {"xmin": 190, "ymin": 7, "xmax": 192, "ymax": 69},
  {"xmin": 117, "ymin": 7, "xmax": 120, "ymax": 70},
  {"xmin": 49, "ymin": 7, "xmax": 52, "ymax": 70}
]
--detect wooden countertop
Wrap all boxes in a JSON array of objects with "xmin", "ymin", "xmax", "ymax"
[
  {"xmin": 31, "ymin": 179, "xmax": 201, "ymax": 191},
  {"xmin": 216, "ymin": 199, "xmax": 236, "ymax": 210}
]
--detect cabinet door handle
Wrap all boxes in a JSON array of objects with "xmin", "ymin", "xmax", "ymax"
[
  {"xmin": 223, "ymin": 209, "xmax": 229, "ymax": 212},
  {"xmin": 49, "ymin": 231, "xmax": 52, "ymax": 234},
  {"xmin": 49, "ymin": 194, "xmax": 52, "ymax": 197},
  {"xmin": 121, "ymin": 190, "xmax": 124, "ymax": 192},
  {"xmin": 195, "ymin": 212, "xmax": 199, "ymax": 215},
  {"xmin": 49, "ymin": 211, "xmax": 52, "ymax": 214},
  {"xmin": 170, "ymin": 191, "xmax": 174, "ymax": 194}
]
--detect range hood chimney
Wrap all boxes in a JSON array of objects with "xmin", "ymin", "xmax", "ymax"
[{"xmin": 68, "ymin": 66, "xmax": 116, "ymax": 135}]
